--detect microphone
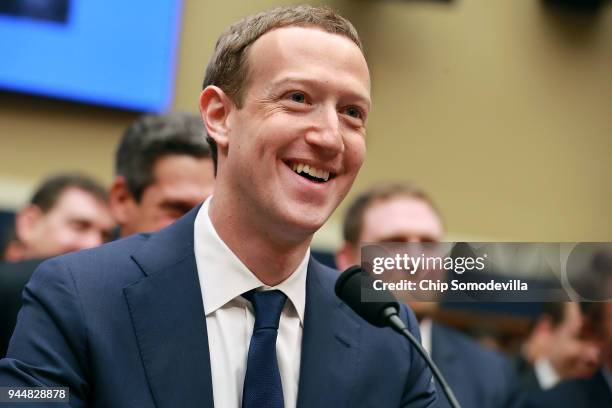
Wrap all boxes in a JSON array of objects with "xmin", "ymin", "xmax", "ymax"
[{"xmin": 335, "ymin": 266, "xmax": 462, "ymax": 408}]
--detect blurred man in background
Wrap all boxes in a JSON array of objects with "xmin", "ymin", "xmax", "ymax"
[
  {"xmin": 2, "ymin": 112, "xmax": 214, "ymax": 357},
  {"xmin": 516, "ymin": 302, "xmax": 600, "ymax": 391},
  {"xmin": 523, "ymin": 301, "xmax": 612, "ymax": 407},
  {"xmin": 0, "ymin": 172, "xmax": 113, "ymax": 356},
  {"xmin": 336, "ymin": 182, "xmax": 519, "ymax": 408},
  {"xmin": 109, "ymin": 112, "xmax": 214, "ymax": 238},
  {"xmin": 3, "ymin": 173, "xmax": 113, "ymax": 262}
]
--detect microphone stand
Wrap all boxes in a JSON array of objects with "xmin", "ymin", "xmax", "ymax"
[{"xmin": 384, "ymin": 309, "xmax": 462, "ymax": 408}]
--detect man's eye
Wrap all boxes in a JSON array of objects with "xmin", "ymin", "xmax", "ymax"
[
  {"xmin": 289, "ymin": 92, "xmax": 306, "ymax": 103},
  {"xmin": 345, "ymin": 106, "xmax": 363, "ymax": 119}
]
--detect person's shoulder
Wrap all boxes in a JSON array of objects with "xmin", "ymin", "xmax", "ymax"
[
  {"xmin": 523, "ymin": 375, "xmax": 593, "ymax": 407},
  {"xmin": 32, "ymin": 233, "xmax": 152, "ymax": 290},
  {"xmin": 434, "ymin": 322, "xmax": 508, "ymax": 366}
]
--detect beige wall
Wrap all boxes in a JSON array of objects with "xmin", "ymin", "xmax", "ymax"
[{"xmin": 1, "ymin": 0, "xmax": 611, "ymax": 245}]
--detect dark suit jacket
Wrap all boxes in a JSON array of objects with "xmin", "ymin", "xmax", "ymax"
[
  {"xmin": 522, "ymin": 370, "xmax": 612, "ymax": 408},
  {"xmin": 0, "ymin": 258, "xmax": 43, "ymax": 358},
  {"xmin": 431, "ymin": 323, "xmax": 521, "ymax": 408},
  {"xmin": 513, "ymin": 354, "xmax": 542, "ymax": 392},
  {"xmin": 0, "ymin": 207, "xmax": 436, "ymax": 407}
]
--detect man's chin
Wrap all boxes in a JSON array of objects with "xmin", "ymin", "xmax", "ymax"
[{"xmin": 278, "ymin": 206, "xmax": 330, "ymax": 238}]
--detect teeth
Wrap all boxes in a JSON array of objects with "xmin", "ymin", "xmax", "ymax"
[{"xmin": 289, "ymin": 162, "xmax": 331, "ymax": 182}]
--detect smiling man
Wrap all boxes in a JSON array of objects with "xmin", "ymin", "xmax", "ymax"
[{"xmin": 0, "ymin": 6, "xmax": 435, "ymax": 407}]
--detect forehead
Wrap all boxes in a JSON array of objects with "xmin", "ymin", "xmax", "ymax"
[
  {"xmin": 360, "ymin": 196, "xmax": 443, "ymax": 242},
  {"xmin": 149, "ymin": 155, "xmax": 214, "ymax": 196},
  {"xmin": 244, "ymin": 26, "xmax": 370, "ymax": 103},
  {"xmin": 48, "ymin": 188, "xmax": 108, "ymax": 218}
]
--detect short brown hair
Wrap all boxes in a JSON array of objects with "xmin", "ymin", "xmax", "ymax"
[
  {"xmin": 116, "ymin": 112, "xmax": 211, "ymax": 200},
  {"xmin": 30, "ymin": 173, "xmax": 108, "ymax": 213},
  {"xmin": 202, "ymin": 4, "xmax": 364, "ymax": 170},
  {"xmin": 342, "ymin": 183, "xmax": 442, "ymax": 245}
]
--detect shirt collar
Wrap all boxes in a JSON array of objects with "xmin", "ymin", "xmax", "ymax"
[
  {"xmin": 534, "ymin": 357, "xmax": 561, "ymax": 390},
  {"xmin": 603, "ymin": 365, "xmax": 612, "ymax": 395},
  {"xmin": 419, "ymin": 317, "xmax": 433, "ymax": 355},
  {"xmin": 194, "ymin": 196, "xmax": 308, "ymax": 324}
]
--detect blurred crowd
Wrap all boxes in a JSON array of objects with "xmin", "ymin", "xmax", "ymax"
[{"xmin": 1, "ymin": 112, "xmax": 610, "ymax": 407}]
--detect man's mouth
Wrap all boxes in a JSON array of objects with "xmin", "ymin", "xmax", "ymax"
[{"xmin": 285, "ymin": 161, "xmax": 335, "ymax": 183}]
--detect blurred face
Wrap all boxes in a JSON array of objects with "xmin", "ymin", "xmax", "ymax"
[
  {"xmin": 219, "ymin": 26, "xmax": 370, "ymax": 240},
  {"xmin": 361, "ymin": 196, "xmax": 443, "ymax": 318},
  {"xmin": 19, "ymin": 187, "xmax": 114, "ymax": 259},
  {"xmin": 359, "ymin": 196, "xmax": 443, "ymax": 244},
  {"xmin": 117, "ymin": 154, "xmax": 214, "ymax": 237},
  {"xmin": 548, "ymin": 303, "xmax": 601, "ymax": 379},
  {"xmin": 597, "ymin": 302, "xmax": 612, "ymax": 369}
]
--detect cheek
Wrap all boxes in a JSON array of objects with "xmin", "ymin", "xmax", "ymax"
[{"xmin": 345, "ymin": 135, "xmax": 366, "ymax": 170}]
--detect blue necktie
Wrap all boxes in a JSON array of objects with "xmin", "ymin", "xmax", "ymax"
[{"xmin": 242, "ymin": 289, "xmax": 287, "ymax": 408}]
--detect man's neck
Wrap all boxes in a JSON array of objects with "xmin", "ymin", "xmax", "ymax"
[{"xmin": 208, "ymin": 195, "xmax": 311, "ymax": 286}]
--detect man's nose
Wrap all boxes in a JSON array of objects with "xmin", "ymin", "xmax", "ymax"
[{"xmin": 304, "ymin": 105, "xmax": 344, "ymax": 156}]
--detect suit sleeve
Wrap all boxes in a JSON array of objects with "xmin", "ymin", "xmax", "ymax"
[
  {"xmin": 399, "ymin": 304, "xmax": 437, "ymax": 408},
  {"xmin": 0, "ymin": 258, "xmax": 89, "ymax": 407}
]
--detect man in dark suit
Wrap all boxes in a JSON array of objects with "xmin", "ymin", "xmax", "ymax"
[
  {"xmin": 522, "ymin": 302, "xmax": 612, "ymax": 407},
  {"xmin": 515, "ymin": 302, "xmax": 600, "ymax": 392},
  {"xmin": 0, "ymin": 174, "xmax": 113, "ymax": 357},
  {"xmin": 0, "ymin": 5, "xmax": 435, "ymax": 407},
  {"xmin": 336, "ymin": 182, "xmax": 520, "ymax": 408}
]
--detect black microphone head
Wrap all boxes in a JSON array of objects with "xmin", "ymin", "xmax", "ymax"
[{"xmin": 335, "ymin": 265, "xmax": 400, "ymax": 327}]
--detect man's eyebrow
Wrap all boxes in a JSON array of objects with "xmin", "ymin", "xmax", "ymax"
[{"xmin": 267, "ymin": 76, "xmax": 371, "ymax": 109}]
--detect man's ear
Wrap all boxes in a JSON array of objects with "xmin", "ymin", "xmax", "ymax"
[
  {"xmin": 109, "ymin": 176, "xmax": 137, "ymax": 227},
  {"xmin": 335, "ymin": 243, "xmax": 360, "ymax": 272},
  {"xmin": 199, "ymin": 86, "xmax": 234, "ymax": 150},
  {"xmin": 15, "ymin": 204, "xmax": 43, "ymax": 243}
]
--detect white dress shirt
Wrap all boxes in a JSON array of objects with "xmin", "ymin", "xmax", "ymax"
[
  {"xmin": 603, "ymin": 365, "xmax": 612, "ymax": 395},
  {"xmin": 419, "ymin": 318, "xmax": 433, "ymax": 356},
  {"xmin": 194, "ymin": 197, "xmax": 308, "ymax": 408},
  {"xmin": 533, "ymin": 357, "xmax": 561, "ymax": 390}
]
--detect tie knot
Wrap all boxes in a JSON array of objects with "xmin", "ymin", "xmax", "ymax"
[{"xmin": 243, "ymin": 290, "xmax": 287, "ymax": 330}]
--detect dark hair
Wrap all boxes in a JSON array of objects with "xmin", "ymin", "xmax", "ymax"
[
  {"xmin": 115, "ymin": 112, "xmax": 211, "ymax": 201},
  {"xmin": 540, "ymin": 302, "xmax": 567, "ymax": 327},
  {"xmin": 202, "ymin": 4, "xmax": 363, "ymax": 172},
  {"xmin": 342, "ymin": 182, "xmax": 442, "ymax": 245},
  {"xmin": 30, "ymin": 173, "xmax": 108, "ymax": 212}
]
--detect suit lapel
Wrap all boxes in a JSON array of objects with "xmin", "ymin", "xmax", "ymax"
[
  {"xmin": 124, "ymin": 207, "xmax": 214, "ymax": 408},
  {"xmin": 297, "ymin": 259, "xmax": 362, "ymax": 408}
]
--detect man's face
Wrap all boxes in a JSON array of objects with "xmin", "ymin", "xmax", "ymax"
[
  {"xmin": 220, "ymin": 26, "xmax": 370, "ymax": 239},
  {"xmin": 360, "ymin": 196, "xmax": 443, "ymax": 317},
  {"xmin": 598, "ymin": 302, "xmax": 612, "ymax": 369},
  {"xmin": 548, "ymin": 303, "xmax": 601, "ymax": 379},
  {"xmin": 359, "ymin": 196, "xmax": 444, "ymax": 244},
  {"xmin": 20, "ymin": 187, "xmax": 115, "ymax": 259},
  {"xmin": 117, "ymin": 154, "xmax": 215, "ymax": 236}
]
